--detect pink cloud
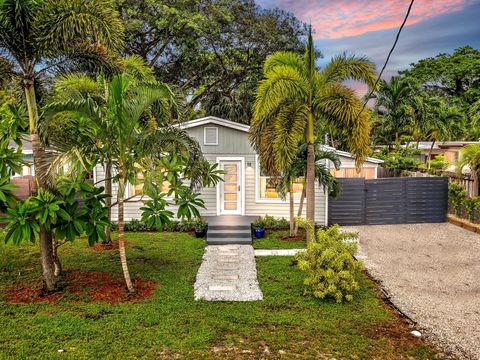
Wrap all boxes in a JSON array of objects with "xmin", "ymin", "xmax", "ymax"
[{"xmin": 272, "ymin": 0, "xmax": 471, "ymax": 39}]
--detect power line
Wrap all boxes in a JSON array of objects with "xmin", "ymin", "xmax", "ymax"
[{"xmin": 355, "ymin": 0, "xmax": 415, "ymax": 120}]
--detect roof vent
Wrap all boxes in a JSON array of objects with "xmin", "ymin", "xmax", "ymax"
[{"xmin": 204, "ymin": 127, "xmax": 218, "ymax": 145}]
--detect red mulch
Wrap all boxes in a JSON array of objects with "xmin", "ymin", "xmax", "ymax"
[
  {"xmin": 6, "ymin": 271, "xmax": 156, "ymax": 305},
  {"xmin": 278, "ymin": 235, "xmax": 306, "ymax": 242},
  {"xmin": 90, "ymin": 241, "xmax": 125, "ymax": 251}
]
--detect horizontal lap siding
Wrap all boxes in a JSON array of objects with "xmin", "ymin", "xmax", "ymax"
[{"xmin": 329, "ymin": 177, "xmax": 448, "ymax": 225}]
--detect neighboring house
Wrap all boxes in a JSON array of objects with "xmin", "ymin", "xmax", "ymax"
[
  {"xmin": 321, "ymin": 145, "xmax": 384, "ymax": 180},
  {"xmin": 415, "ymin": 141, "xmax": 479, "ymax": 172},
  {"xmin": 8, "ymin": 138, "xmax": 36, "ymax": 200},
  {"xmin": 94, "ymin": 116, "xmax": 384, "ymax": 225}
]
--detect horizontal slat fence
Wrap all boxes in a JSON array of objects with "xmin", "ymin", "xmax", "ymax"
[{"xmin": 328, "ymin": 177, "xmax": 448, "ymax": 226}]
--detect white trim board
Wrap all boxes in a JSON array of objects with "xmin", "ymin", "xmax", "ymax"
[{"xmin": 175, "ymin": 116, "xmax": 250, "ymax": 133}]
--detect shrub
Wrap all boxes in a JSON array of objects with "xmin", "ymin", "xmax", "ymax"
[
  {"xmin": 448, "ymin": 182, "xmax": 467, "ymax": 216},
  {"xmin": 295, "ymin": 224, "xmax": 364, "ymax": 303},
  {"xmin": 464, "ymin": 196, "xmax": 480, "ymax": 223},
  {"xmin": 428, "ymin": 155, "xmax": 448, "ymax": 175},
  {"xmin": 252, "ymin": 215, "xmax": 289, "ymax": 230}
]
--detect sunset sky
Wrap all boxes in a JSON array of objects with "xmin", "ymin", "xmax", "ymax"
[{"xmin": 258, "ymin": 0, "xmax": 480, "ymax": 90}]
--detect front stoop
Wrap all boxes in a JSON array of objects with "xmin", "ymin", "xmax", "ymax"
[
  {"xmin": 206, "ymin": 224, "xmax": 252, "ymax": 245},
  {"xmin": 194, "ymin": 245, "xmax": 263, "ymax": 301}
]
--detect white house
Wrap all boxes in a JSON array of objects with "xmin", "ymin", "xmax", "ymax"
[{"xmin": 94, "ymin": 116, "xmax": 383, "ymax": 225}]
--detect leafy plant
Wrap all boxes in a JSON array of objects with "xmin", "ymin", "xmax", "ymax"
[
  {"xmin": 140, "ymin": 195, "xmax": 174, "ymax": 230},
  {"xmin": 428, "ymin": 155, "xmax": 448, "ymax": 175},
  {"xmin": 464, "ymin": 196, "xmax": 480, "ymax": 223},
  {"xmin": 192, "ymin": 217, "xmax": 208, "ymax": 231},
  {"xmin": 175, "ymin": 186, "xmax": 206, "ymax": 220},
  {"xmin": 295, "ymin": 223, "xmax": 364, "ymax": 303},
  {"xmin": 448, "ymin": 182, "xmax": 467, "ymax": 216},
  {"xmin": 2, "ymin": 201, "xmax": 39, "ymax": 244}
]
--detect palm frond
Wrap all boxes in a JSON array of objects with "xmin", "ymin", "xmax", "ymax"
[
  {"xmin": 262, "ymin": 51, "xmax": 304, "ymax": 75},
  {"xmin": 322, "ymin": 54, "xmax": 378, "ymax": 91}
]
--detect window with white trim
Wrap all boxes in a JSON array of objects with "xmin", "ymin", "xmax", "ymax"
[
  {"xmin": 257, "ymin": 161, "xmax": 304, "ymax": 201},
  {"xmin": 204, "ymin": 127, "xmax": 218, "ymax": 145}
]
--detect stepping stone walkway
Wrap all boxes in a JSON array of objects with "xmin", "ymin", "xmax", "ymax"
[
  {"xmin": 254, "ymin": 249, "xmax": 305, "ymax": 256},
  {"xmin": 194, "ymin": 245, "xmax": 263, "ymax": 301}
]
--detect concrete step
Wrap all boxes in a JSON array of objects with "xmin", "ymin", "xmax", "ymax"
[
  {"xmin": 207, "ymin": 231, "xmax": 251, "ymax": 239},
  {"xmin": 207, "ymin": 238, "xmax": 251, "ymax": 245},
  {"xmin": 209, "ymin": 224, "xmax": 251, "ymax": 231}
]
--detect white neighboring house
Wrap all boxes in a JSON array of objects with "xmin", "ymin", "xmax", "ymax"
[{"xmin": 94, "ymin": 116, "xmax": 383, "ymax": 225}]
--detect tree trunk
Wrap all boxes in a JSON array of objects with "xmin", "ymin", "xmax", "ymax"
[
  {"xmin": 306, "ymin": 113, "xmax": 315, "ymax": 243},
  {"xmin": 289, "ymin": 182, "xmax": 294, "ymax": 237},
  {"xmin": 25, "ymin": 80, "xmax": 57, "ymax": 292},
  {"xmin": 427, "ymin": 140, "xmax": 436, "ymax": 169},
  {"xmin": 117, "ymin": 170, "xmax": 135, "ymax": 293},
  {"xmin": 294, "ymin": 186, "xmax": 306, "ymax": 236},
  {"xmin": 104, "ymin": 160, "xmax": 112, "ymax": 244},
  {"xmin": 52, "ymin": 239, "xmax": 62, "ymax": 277}
]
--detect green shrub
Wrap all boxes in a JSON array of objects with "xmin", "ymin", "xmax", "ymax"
[
  {"xmin": 448, "ymin": 182, "xmax": 467, "ymax": 216},
  {"xmin": 252, "ymin": 215, "xmax": 289, "ymax": 230},
  {"xmin": 295, "ymin": 224, "xmax": 364, "ymax": 303},
  {"xmin": 428, "ymin": 155, "xmax": 448, "ymax": 175},
  {"xmin": 464, "ymin": 196, "xmax": 480, "ymax": 222}
]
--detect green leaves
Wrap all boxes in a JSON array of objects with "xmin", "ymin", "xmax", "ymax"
[
  {"xmin": 140, "ymin": 195, "xmax": 173, "ymax": 231},
  {"xmin": 175, "ymin": 186, "xmax": 205, "ymax": 221},
  {"xmin": 2, "ymin": 201, "xmax": 39, "ymax": 244}
]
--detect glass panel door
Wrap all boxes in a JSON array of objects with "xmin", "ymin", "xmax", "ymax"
[{"xmin": 220, "ymin": 161, "xmax": 242, "ymax": 214}]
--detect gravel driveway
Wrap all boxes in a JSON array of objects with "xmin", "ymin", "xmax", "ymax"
[{"xmin": 350, "ymin": 223, "xmax": 480, "ymax": 359}]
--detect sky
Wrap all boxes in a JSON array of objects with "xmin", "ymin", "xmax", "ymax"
[{"xmin": 258, "ymin": 0, "xmax": 480, "ymax": 93}]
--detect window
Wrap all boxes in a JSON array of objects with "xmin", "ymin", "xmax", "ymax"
[
  {"xmin": 256, "ymin": 160, "xmax": 304, "ymax": 202},
  {"xmin": 129, "ymin": 172, "xmax": 170, "ymax": 197},
  {"xmin": 204, "ymin": 127, "xmax": 218, "ymax": 145}
]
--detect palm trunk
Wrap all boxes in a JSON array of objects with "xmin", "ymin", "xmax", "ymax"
[
  {"xmin": 117, "ymin": 168, "xmax": 135, "ymax": 293},
  {"xmin": 306, "ymin": 110, "xmax": 315, "ymax": 243},
  {"xmin": 104, "ymin": 160, "xmax": 112, "ymax": 244},
  {"xmin": 294, "ymin": 186, "xmax": 306, "ymax": 236},
  {"xmin": 25, "ymin": 80, "xmax": 57, "ymax": 292},
  {"xmin": 288, "ymin": 182, "xmax": 294, "ymax": 237},
  {"xmin": 427, "ymin": 140, "xmax": 436, "ymax": 169}
]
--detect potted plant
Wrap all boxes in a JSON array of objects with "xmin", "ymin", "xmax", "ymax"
[
  {"xmin": 252, "ymin": 217, "xmax": 266, "ymax": 239},
  {"xmin": 193, "ymin": 218, "xmax": 208, "ymax": 238}
]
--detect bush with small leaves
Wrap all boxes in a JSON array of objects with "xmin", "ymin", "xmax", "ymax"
[{"xmin": 295, "ymin": 223, "xmax": 364, "ymax": 303}]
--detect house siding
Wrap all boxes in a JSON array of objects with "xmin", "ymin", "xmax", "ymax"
[{"xmin": 95, "ymin": 121, "xmax": 327, "ymax": 225}]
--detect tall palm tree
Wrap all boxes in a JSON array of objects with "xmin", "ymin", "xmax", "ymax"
[
  {"xmin": 458, "ymin": 144, "xmax": 480, "ymax": 196},
  {"xmin": 0, "ymin": 0, "xmax": 123, "ymax": 291},
  {"xmin": 47, "ymin": 74, "xmax": 203, "ymax": 292},
  {"xmin": 250, "ymin": 29, "xmax": 377, "ymax": 238}
]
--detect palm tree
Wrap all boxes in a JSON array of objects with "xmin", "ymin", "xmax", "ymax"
[
  {"xmin": 458, "ymin": 144, "xmax": 480, "ymax": 196},
  {"xmin": 373, "ymin": 76, "xmax": 415, "ymax": 146},
  {"xmin": 44, "ymin": 56, "xmax": 157, "ymax": 244},
  {"xmin": 0, "ymin": 0, "xmax": 123, "ymax": 291},
  {"xmin": 250, "ymin": 29, "xmax": 377, "ymax": 239},
  {"xmin": 276, "ymin": 144, "xmax": 341, "ymax": 236},
  {"xmin": 47, "ymin": 73, "xmax": 204, "ymax": 292},
  {"xmin": 425, "ymin": 99, "xmax": 464, "ymax": 166}
]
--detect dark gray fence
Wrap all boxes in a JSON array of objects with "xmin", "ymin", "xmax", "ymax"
[{"xmin": 328, "ymin": 177, "xmax": 448, "ymax": 226}]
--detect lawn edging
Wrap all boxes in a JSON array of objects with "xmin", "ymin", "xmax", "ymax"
[{"xmin": 448, "ymin": 214, "xmax": 480, "ymax": 234}]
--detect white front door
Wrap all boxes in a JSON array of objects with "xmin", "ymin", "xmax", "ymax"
[{"xmin": 219, "ymin": 160, "xmax": 242, "ymax": 215}]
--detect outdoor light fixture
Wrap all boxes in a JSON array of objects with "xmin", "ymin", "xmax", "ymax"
[{"xmin": 247, "ymin": 162, "xmax": 253, "ymax": 168}]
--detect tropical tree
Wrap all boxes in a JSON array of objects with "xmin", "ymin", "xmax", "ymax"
[
  {"xmin": 458, "ymin": 144, "xmax": 480, "ymax": 196},
  {"xmin": 43, "ymin": 56, "xmax": 157, "ymax": 244},
  {"xmin": 46, "ymin": 73, "xmax": 204, "ymax": 292},
  {"xmin": 373, "ymin": 76, "xmax": 415, "ymax": 146},
  {"xmin": 275, "ymin": 145, "xmax": 341, "ymax": 236},
  {"xmin": 250, "ymin": 29, "xmax": 377, "ymax": 239},
  {"xmin": 0, "ymin": 0, "xmax": 123, "ymax": 291}
]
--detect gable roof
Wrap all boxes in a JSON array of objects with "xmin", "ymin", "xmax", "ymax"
[
  {"xmin": 320, "ymin": 145, "xmax": 384, "ymax": 164},
  {"xmin": 175, "ymin": 116, "xmax": 250, "ymax": 133}
]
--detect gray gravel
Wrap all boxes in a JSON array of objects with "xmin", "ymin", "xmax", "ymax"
[
  {"xmin": 347, "ymin": 223, "xmax": 480, "ymax": 359},
  {"xmin": 194, "ymin": 245, "xmax": 263, "ymax": 301}
]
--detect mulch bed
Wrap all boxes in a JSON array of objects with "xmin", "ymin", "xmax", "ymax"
[
  {"xmin": 6, "ymin": 271, "xmax": 156, "ymax": 305},
  {"xmin": 278, "ymin": 235, "xmax": 306, "ymax": 242}
]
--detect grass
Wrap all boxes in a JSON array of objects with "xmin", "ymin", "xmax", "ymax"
[
  {"xmin": 0, "ymin": 231, "xmax": 439, "ymax": 359},
  {"xmin": 253, "ymin": 229, "xmax": 307, "ymax": 249}
]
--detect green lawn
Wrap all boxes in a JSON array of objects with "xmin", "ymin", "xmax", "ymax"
[
  {"xmin": 253, "ymin": 230, "xmax": 307, "ymax": 249},
  {"xmin": 0, "ymin": 232, "xmax": 438, "ymax": 359}
]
